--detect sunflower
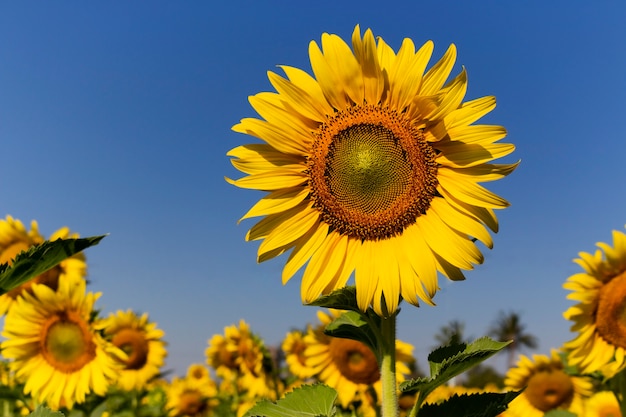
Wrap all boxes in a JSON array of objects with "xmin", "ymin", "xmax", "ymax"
[
  {"xmin": 205, "ymin": 320, "xmax": 278, "ymax": 399},
  {"xmin": 0, "ymin": 215, "xmax": 87, "ymax": 315},
  {"xmin": 503, "ymin": 350, "xmax": 592, "ymax": 417},
  {"xmin": 282, "ymin": 328, "xmax": 316, "ymax": 379},
  {"xmin": 103, "ymin": 309, "xmax": 168, "ymax": 391},
  {"xmin": 227, "ymin": 25, "xmax": 516, "ymax": 316},
  {"xmin": 302, "ymin": 309, "xmax": 414, "ymax": 408},
  {"xmin": 585, "ymin": 391, "xmax": 621, "ymax": 417},
  {"xmin": 563, "ymin": 227, "xmax": 626, "ymax": 378},
  {"xmin": 165, "ymin": 370, "xmax": 218, "ymax": 417},
  {"xmin": 0, "ymin": 276, "xmax": 124, "ymax": 410}
]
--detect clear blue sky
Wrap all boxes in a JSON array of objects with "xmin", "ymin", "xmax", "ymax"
[{"xmin": 1, "ymin": 1, "xmax": 625, "ymax": 376}]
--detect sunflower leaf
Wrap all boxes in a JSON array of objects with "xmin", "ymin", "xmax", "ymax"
[
  {"xmin": 244, "ymin": 383, "xmax": 337, "ymax": 417},
  {"xmin": 306, "ymin": 286, "xmax": 361, "ymax": 312},
  {"xmin": 400, "ymin": 337, "xmax": 510, "ymax": 402},
  {"xmin": 29, "ymin": 405, "xmax": 65, "ymax": 417},
  {"xmin": 324, "ymin": 310, "xmax": 380, "ymax": 359},
  {"xmin": 0, "ymin": 236, "xmax": 106, "ymax": 294},
  {"xmin": 417, "ymin": 391, "xmax": 521, "ymax": 417}
]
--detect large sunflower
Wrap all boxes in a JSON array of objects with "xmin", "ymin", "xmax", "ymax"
[
  {"xmin": 301, "ymin": 310, "xmax": 415, "ymax": 409},
  {"xmin": 563, "ymin": 227, "xmax": 626, "ymax": 378},
  {"xmin": 1, "ymin": 276, "xmax": 124, "ymax": 409},
  {"xmin": 227, "ymin": 25, "xmax": 516, "ymax": 316},
  {"xmin": 503, "ymin": 350, "xmax": 592, "ymax": 417},
  {"xmin": 0, "ymin": 215, "xmax": 87, "ymax": 315},
  {"xmin": 103, "ymin": 309, "xmax": 168, "ymax": 391}
]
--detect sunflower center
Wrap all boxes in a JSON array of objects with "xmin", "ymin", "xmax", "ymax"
[
  {"xmin": 40, "ymin": 311, "xmax": 97, "ymax": 373},
  {"xmin": 525, "ymin": 369, "xmax": 574, "ymax": 412},
  {"xmin": 111, "ymin": 327, "xmax": 150, "ymax": 370},
  {"xmin": 308, "ymin": 105, "xmax": 438, "ymax": 240},
  {"xmin": 598, "ymin": 404, "xmax": 620, "ymax": 417},
  {"xmin": 596, "ymin": 271, "xmax": 626, "ymax": 349},
  {"xmin": 328, "ymin": 337, "xmax": 380, "ymax": 385},
  {"xmin": 179, "ymin": 390, "xmax": 206, "ymax": 416}
]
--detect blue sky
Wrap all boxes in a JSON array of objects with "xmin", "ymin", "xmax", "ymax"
[{"xmin": 1, "ymin": 1, "xmax": 625, "ymax": 376}]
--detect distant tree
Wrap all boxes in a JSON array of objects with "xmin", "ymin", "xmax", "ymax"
[
  {"xmin": 488, "ymin": 311, "xmax": 538, "ymax": 369},
  {"xmin": 434, "ymin": 320, "xmax": 467, "ymax": 347}
]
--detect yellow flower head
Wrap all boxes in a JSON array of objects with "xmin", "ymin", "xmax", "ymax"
[
  {"xmin": 584, "ymin": 391, "xmax": 621, "ymax": 417},
  {"xmin": 302, "ymin": 310, "xmax": 415, "ymax": 408},
  {"xmin": 103, "ymin": 309, "xmax": 168, "ymax": 391},
  {"xmin": 165, "ymin": 373, "xmax": 218, "ymax": 417},
  {"xmin": 504, "ymin": 350, "xmax": 592, "ymax": 417},
  {"xmin": 563, "ymin": 227, "xmax": 626, "ymax": 378},
  {"xmin": 227, "ymin": 25, "xmax": 517, "ymax": 316},
  {"xmin": 0, "ymin": 215, "xmax": 87, "ymax": 315},
  {"xmin": 205, "ymin": 320, "xmax": 277, "ymax": 399},
  {"xmin": 282, "ymin": 328, "xmax": 316, "ymax": 379},
  {"xmin": 1, "ymin": 277, "xmax": 125, "ymax": 410}
]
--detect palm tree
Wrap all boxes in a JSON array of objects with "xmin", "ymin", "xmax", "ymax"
[
  {"xmin": 434, "ymin": 320, "xmax": 467, "ymax": 347},
  {"xmin": 488, "ymin": 311, "xmax": 538, "ymax": 369}
]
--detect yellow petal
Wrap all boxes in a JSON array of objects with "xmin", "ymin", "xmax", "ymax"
[
  {"xmin": 320, "ymin": 33, "xmax": 364, "ymax": 105},
  {"xmin": 354, "ymin": 239, "xmax": 376, "ymax": 312},
  {"xmin": 279, "ymin": 65, "xmax": 334, "ymax": 116},
  {"xmin": 352, "ymin": 25, "xmax": 384, "ymax": 104},
  {"xmin": 282, "ymin": 222, "xmax": 329, "ymax": 284},
  {"xmin": 438, "ymin": 170, "xmax": 510, "ymax": 208},
  {"xmin": 429, "ymin": 197, "xmax": 494, "ymax": 249},
  {"xmin": 423, "ymin": 68, "xmax": 467, "ymax": 121},
  {"xmin": 437, "ymin": 142, "xmax": 515, "ymax": 168},
  {"xmin": 372, "ymin": 239, "xmax": 400, "ymax": 315},
  {"xmin": 226, "ymin": 169, "xmax": 307, "ymax": 191},
  {"xmin": 233, "ymin": 118, "xmax": 309, "ymax": 156},
  {"xmin": 240, "ymin": 187, "xmax": 309, "ymax": 221},
  {"xmin": 301, "ymin": 231, "xmax": 346, "ymax": 303},
  {"xmin": 309, "ymin": 40, "xmax": 349, "ymax": 110},
  {"xmin": 267, "ymin": 71, "xmax": 328, "ymax": 122},
  {"xmin": 420, "ymin": 43, "xmax": 457, "ymax": 96},
  {"xmin": 258, "ymin": 204, "xmax": 320, "ymax": 257}
]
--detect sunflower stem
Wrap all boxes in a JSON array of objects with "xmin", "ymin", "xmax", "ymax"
[{"xmin": 380, "ymin": 313, "xmax": 398, "ymax": 417}]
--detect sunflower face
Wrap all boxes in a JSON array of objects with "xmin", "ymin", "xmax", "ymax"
[
  {"xmin": 504, "ymin": 350, "xmax": 592, "ymax": 417},
  {"xmin": 563, "ymin": 228, "xmax": 626, "ymax": 377},
  {"xmin": 228, "ymin": 26, "xmax": 516, "ymax": 316},
  {"xmin": 301, "ymin": 310, "xmax": 414, "ymax": 408},
  {"xmin": 1, "ymin": 280, "xmax": 123, "ymax": 409},
  {"xmin": 104, "ymin": 310, "xmax": 167, "ymax": 391}
]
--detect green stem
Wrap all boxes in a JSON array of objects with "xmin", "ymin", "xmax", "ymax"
[{"xmin": 380, "ymin": 314, "xmax": 398, "ymax": 417}]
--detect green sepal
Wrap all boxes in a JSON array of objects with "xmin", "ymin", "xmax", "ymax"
[
  {"xmin": 543, "ymin": 411, "xmax": 578, "ymax": 417},
  {"xmin": 244, "ymin": 383, "xmax": 337, "ymax": 417},
  {"xmin": 418, "ymin": 391, "xmax": 521, "ymax": 417},
  {"xmin": 29, "ymin": 405, "xmax": 65, "ymax": 417},
  {"xmin": 324, "ymin": 310, "xmax": 381, "ymax": 360},
  {"xmin": 400, "ymin": 337, "xmax": 510, "ymax": 407},
  {"xmin": 0, "ymin": 236, "xmax": 106, "ymax": 294},
  {"xmin": 306, "ymin": 286, "xmax": 361, "ymax": 312}
]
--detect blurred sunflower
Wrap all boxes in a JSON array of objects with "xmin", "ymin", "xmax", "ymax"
[
  {"xmin": 584, "ymin": 390, "xmax": 621, "ymax": 417},
  {"xmin": 103, "ymin": 309, "xmax": 167, "ymax": 391},
  {"xmin": 205, "ymin": 320, "xmax": 278, "ymax": 399},
  {"xmin": 302, "ymin": 310, "xmax": 415, "ymax": 408},
  {"xmin": 227, "ymin": 25, "xmax": 516, "ymax": 316},
  {"xmin": 0, "ymin": 215, "xmax": 87, "ymax": 315},
  {"xmin": 186, "ymin": 363, "xmax": 212, "ymax": 383},
  {"xmin": 504, "ymin": 350, "xmax": 592, "ymax": 417},
  {"xmin": 165, "ymin": 371, "xmax": 218, "ymax": 417},
  {"xmin": 282, "ymin": 328, "xmax": 316, "ymax": 379},
  {"xmin": 563, "ymin": 227, "xmax": 626, "ymax": 378},
  {"xmin": 1, "ymin": 277, "xmax": 124, "ymax": 409}
]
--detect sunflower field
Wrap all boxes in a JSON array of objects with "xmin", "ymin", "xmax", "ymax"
[{"xmin": 2, "ymin": 24, "xmax": 626, "ymax": 417}]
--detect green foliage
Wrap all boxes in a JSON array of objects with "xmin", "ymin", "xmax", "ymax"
[
  {"xmin": 324, "ymin": 310, "xmax": 380, "ymax": 360},
  {"xmin": 400, "ymin": 337, "xmax": 511, "ymax": 410},
  {"xmin": 0, "ymin": 236, "xmax": 106, "ymax": 294},
  {"xmin": 244, "ymin": 384, "xmax": 337, "ymax": 417},
  {"xmin": 29, "ymin": 405, "xmax": 65, "ymax": 417},
  {"xmin": 307, "ymin": 286, "xmax": 361, "ymax": 312},
  {"xmin": 419, "ymin": 391, "xmax": 521, "ymax": 417}
]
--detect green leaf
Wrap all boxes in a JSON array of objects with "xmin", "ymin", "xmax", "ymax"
[
  {"xmin": 306, "ymin": 286, "xmax": 361, "ymax": 312},
  {"xmin": 244, "ymin": 383, "xmax": 337, "ymax": 417},
  {"xmin": 0, "ymin": 236, "xmax": 106, "ymax": 294},
  {"xmin": 400, "ymin": 337, "xmax": 510, "ymax": 404},
  {"xmin": 29, "ymin": 405, "xmax": 66, "ymax": 417},
  {"xmin": 324, "ymin": 311, "xmax": 380, "ymax": 359},
  {"xmin": 418, "ymin": 391, "xmax": 521, "ymax": 417}
]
